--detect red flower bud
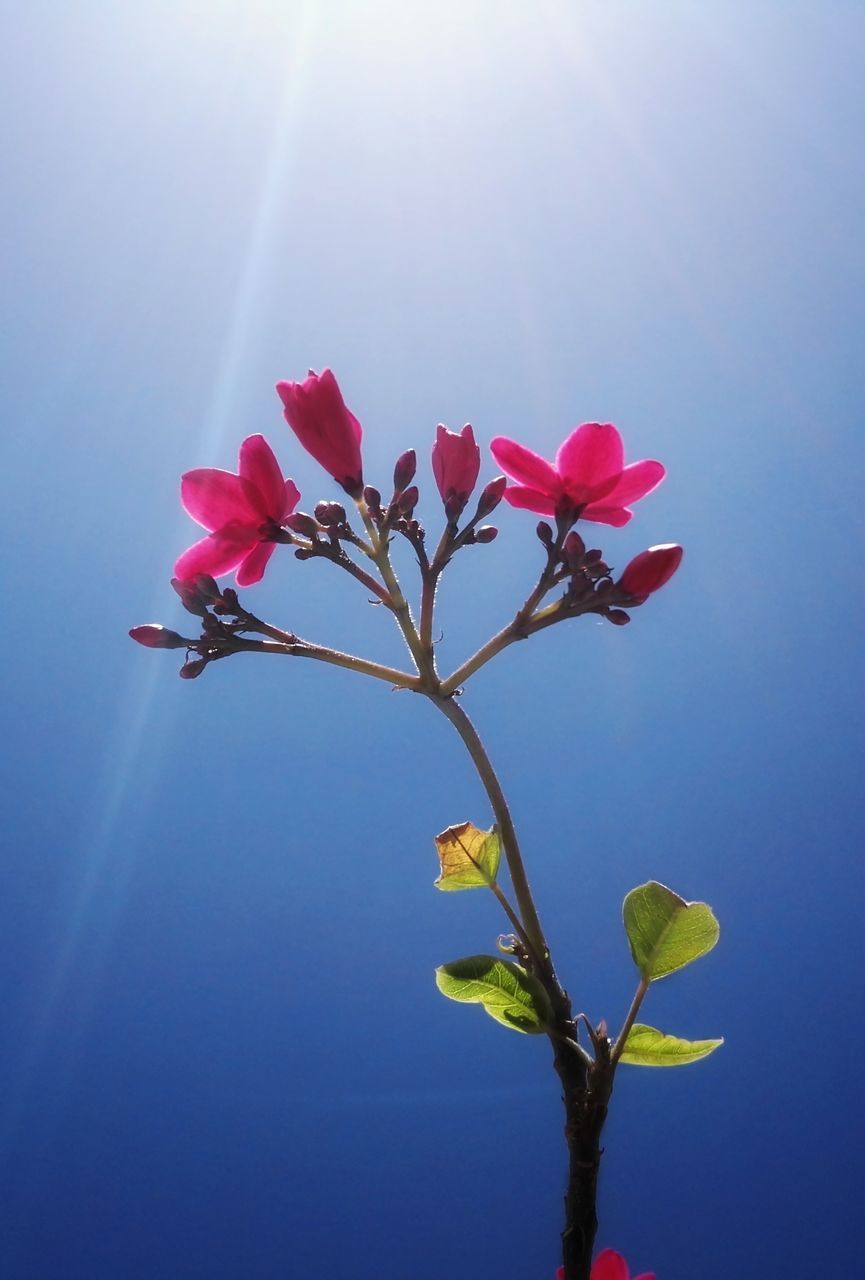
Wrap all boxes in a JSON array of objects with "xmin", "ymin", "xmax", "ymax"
[
  {"xmin": 475, "ymin": 475, "xmax": 507, "ymax": 519},
  {"xmin": 474, "ymin": 525, "xmax": 498, "ymax": 543},
  {"xmin": 129, "ymin": 624, "xmax": 187, "ymax": 649},
  {"xmin": 618, "ymin": 543, "xmax": 683, "ymax": 601},
  {"xmin": 393, "ymin": 449, "xmax": 417, "ymax": 494},
  {"xmin": 432, "ymin": 424, "xmax": 480, "ymax": 515},
  {"xmin": 397, "ymin": 485, "xmax": 419, "ymax": 516},
  {"xmin": 275, "ymin": 369, "xmax": 364, "ymax": 497},
  {"xmin": 179, "ymin": 657, "xmax": 208, "ymax": 679},
  {"xmin": 285, "ymin": 512, "xmax": 321, "ymax": 537}
]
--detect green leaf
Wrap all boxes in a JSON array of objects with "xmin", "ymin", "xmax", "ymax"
[
  {"xmin": 619, "ymin": 1022, "xmax": 724, "ymax": 1067},
  {"xmin": 434, "ymin": 822, "xmax": 501, "ymax": 891},
  {"xmin": 623, "ymin": 881, "xmax": 720, "ymax": 981},
  {"xmin": 435, "ymin": 954, "xmax": 552, "ymax": 1034}
]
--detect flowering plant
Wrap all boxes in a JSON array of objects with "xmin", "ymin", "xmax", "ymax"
[{"xmin": 132, "ymin": 369, "xmax": 721, "ymax": 1279}]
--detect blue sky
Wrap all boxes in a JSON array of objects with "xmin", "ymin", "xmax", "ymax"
[{"xmin": 2, "ymin": 3, "xmax": 864, "ymax": 1276}]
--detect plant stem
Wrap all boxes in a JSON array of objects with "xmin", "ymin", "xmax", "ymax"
[
  {"xmin": 610, "ymin": 976, "xmax": 649, "ymax": 1068},
  {"xmin": 359, "ymin": 505, "xmax": 433, "ymax": 680},
  {"xmin": 429, "ymin": 694, "xmax": 553, "ymax": 979},
  {"xmin": 229, "ymin": 635, "xmax": 422, "ymax": 690}
]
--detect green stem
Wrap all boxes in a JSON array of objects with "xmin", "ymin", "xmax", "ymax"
[
  {"xmin": 610, "ymin": 976, "xmax": 649, "ymax": 1068},
  {"xmin": 429, "ymin": 694, "xmax": 550, "ymax": 967},
  {"xmin": 231, "ymin": 635, "xmax": 421, "ymax": 691},
  {"xmin": 360, "ymin": 504, "xmax": 434, "ymax": 681}
]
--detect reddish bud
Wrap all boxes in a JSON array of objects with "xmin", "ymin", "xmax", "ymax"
[
  {"xmin": 618, "ymin": 543, "xmax": 683, "ymax": 601},
  {"xmin": 536, "ymin": 521, "xmax": 554, "ymax": 547},
  {"xmin": 285, "ymin": 512, "xmax": 321, "ymax": 537},
  {"xmin": 171, "ymin": 577, "xmax": 210, "ymax": 617},
  {"xmin": 129, "ymin": 624, "xmax": 187, "ymax": 649},
  {"xmin": 562, "ymin": 531, "xmax": 585, "ymax": 567},
  {"xmin": 393, "ymin": 449, "xmax": 417, "ymax": 494},
  {"xmin": 432, "ymin": 424, "xmax": 480, "ymax": 515},
  {"xmin": 475, "ymin": 475, "xmax": 507, "ymax": 519},
  {"xmin": 605, "ymin": 608, "xmax": 631, "ymax": 626},
  {"xmin": 314, "ymin": 500, "xmax": 346, "ymax": 526},
  {"xmin": 474, "ymin": 525, "xmax": 498, "ymax": 543},
  {"xmin": 179, "ymin": 657, "xmax": 208, "ymax": 679},
  {"xmin": 363, "ymin": 485, "xmax": 382, "ymax": 515},
  {"xmin": 397, "ymin": 485, "xmax": 419, "ymax": 516}
]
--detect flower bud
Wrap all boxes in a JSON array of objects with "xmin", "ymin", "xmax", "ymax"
[
  {"xmin": 432, "ymin": 424, "xmax": 480, "ymax": 516},
  {"xmin": 475, "ymin": 475, "xmax": 507, "ymax": 519},
  {"xmin": 179, "ymin": 657, "xmax": 208, "ymax": 679},
  {"xmin": 397, "ymin": 485, "xmax": 419, "ymax": 516},
  {"xmin": 313, "ymin": 500, "xmax": 346, "ymax": 526},
  {"xmin": 605, "ymin": 609, "xmax": 631, "ymax": 626},
  {"xmin": 363, "ymin": 485, "xmax": 382, "ymax": 515},
  {"xmin": 392, "ymin": 449, "xmax": 417, "ymax": 494},
  {"xmin": 536, "ymin": 521, "xmax": 554, "ymax": 547},
  {"xmin": 285, "ymin": 512, "xmax": 321, "ymax": 537},
  {"xmin": 618, "ymin": 544, "xmax": 683, "ymax": 601},
  {"xmin": 474, "ymin": 525, "xmax": 498, "ymax": 544},
  {"xmin": 129, "ymin": 624, "xmax": 187, "ymax": 649},
  {"xmin": 275, "ymin": 368, "xmax": 363, "ymax": 495},
  {"xmin": 170, "ymin": 577, "xmax": 210, "ymax": 617},
  {"xmin": 562, "ymin": 531, "xmax": 585, "ymax": 567}
]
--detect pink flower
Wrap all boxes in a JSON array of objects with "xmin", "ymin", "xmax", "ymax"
[
  {"xmin": 275, "ymin": 368, "xmax": 364, "ymax": 496},
  {"xmin": 490, "ymin": 423, "xmax": 664, "ymax": 526},
  {"xmin": 556, "ymin": 1249, "xmax": 655, "ymax": 1280},
  {"xmin": 174, "ymin": 435, "xmax": 300, "ymax": 587},
  {"xmin": 618, "ymin": 544, "xmax": 683, "ymax": 601},
  {"xmin": 432, "ymin": 423, "xmax": 481, "ymax": 515}
]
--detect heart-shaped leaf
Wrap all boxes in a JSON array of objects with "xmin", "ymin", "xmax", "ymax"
[
  {"xmin": 434, "ymin": 821, "xmax": 501, "ymax": 891},
  {"xmin": 619, "ymin": 1022, "xmax": 723, "ymax": 1067},
  {"xmin": 623, "ymin": 881, "xmax": 719, "ymax": 981},
  {"xmin": 435, "ymin": 954, "xmax": 552, "ymax": 1034}
]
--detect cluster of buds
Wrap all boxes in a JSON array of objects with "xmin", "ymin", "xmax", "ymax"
[{"xmin": 130, "ymin": 575, "xmax": 264, "ymax": 679}]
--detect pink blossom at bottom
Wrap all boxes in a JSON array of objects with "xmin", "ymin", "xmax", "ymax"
[{"xmin": 556, "ymin": 1247, "xmax": 656, "ymax": 1280}]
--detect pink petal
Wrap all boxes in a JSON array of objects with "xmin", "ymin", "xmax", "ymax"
[
  {"xmin": 283, "ymin": 478, "xmax": 301, "ymax": 517},
  {"xmin": 490, "ymin": 436, "xmax": 560, "ymax": 493},
  {"xmin": 502, "ymin": 485, "xmax": 558, "ymax": 516},
  {"xmin": 595, "ymin": 459, "xmax": 665, "ymax": 507},
  {"xmin": 634, "ymin": 1274, "xmax": 656, "ymax": 1280},
  {"xmin": 174, "ymin": 525, "xmax": 259, "ymax": 581},
  {"xmin": 180, "ymin": 468, "xmax": 261, "ymax": 531},
  {"xmin": 591, "ymin": 1249, "xmax": 630, "ymax": 1280},
  {"xmin": 579, "ymin": 504, "xmax": 633, "ymax": 527},
  {"xmin": 235, "ymin": 539, "xmax": 277, "ymax": 587},
  {"xmin": 556, "ymin": 423, "xmax": 624, "ymax": 502},
  {"xmin": 239, "ymin": 435, "xmax": 287, "ymax": 518}
]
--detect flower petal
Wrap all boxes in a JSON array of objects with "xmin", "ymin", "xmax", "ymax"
[
  {"xmin": 282, "ymin": 478, "xmax": 301, "ymax": 518},
  {"xmin": 235, "ymin": 539, "xmax": 277, "ymax": 587},
  {"xmin": 501, "ymin": 484, "xmax": 558, "ymax": 516},
  {"xmin": 634, "ymin": 1273, "xmax": 656, "ymax": 1280},
  {"xmin": 181, "ymin": 468, "xmax": 261, "ymax": 531},
  {"xmin": 591, "ymin": 1249, "xmax": 630, "ymax": 1280},
  {"xmin": 239, "ymin": 435, "xmax": 287, "ymax": 518},
  {"xmin": 579, "ymin": 504, "xmax": 633, "ymax": 527},
  {"xmin": 174, "ymin": 525, "xmax": 258, "ymax": 581},
  {"xmin": 595, "ymin": 459, "xmax": 665, "ymax": 507},
  {"xmin": 556, "ymin": 423, "xmax": 624, "ymax": 503},
  {"xmin": 490, "ymin": 436, "xmax": 560, "ymax": 493}
]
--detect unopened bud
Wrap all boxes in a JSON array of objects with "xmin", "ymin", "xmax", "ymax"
[
  {"xmin": 129, "ymin": 624, "xmax": 187, "ymax": 649},
  {"xmin": 398, "ymin": 485, "xmax": 419, "ymax": 516},
  {"xmin": 605, "ymin": 609, "xmax": 631, "ymax": 626},
  {"xmin": 192, "ymin": 574, "xmax": 222, "ymax": 603},
  {"xmin": 562, "ymin": 531, "xmax": 585, "ymax": 567},
  {"xmin": 475, "ymin": 475, "xmax": 507, "ymax": 519},
  {"xmin": 393, "ymin": 449, "xmax": 417, "ymax": 494},
  {"xmin": 314, "ymin": 500, "xmax": 347, "ymax": 526},
  {"xmin": 170, "ymin": 577, "xmax": 210, "ymax": 617},
  {"xmin": 363, "ymin": 485, "xmax": 382, "ymax": 514},
  {"xmin": 474, "ymin": 525, "xmax": 498, "ymax": 544},
  {"xmin": 618, "ymin": 544, "xmax": 684, "ymax": 601},
  {"xmin": 584, "ymin": 548, "xmax": 603, "ymax": 567},
  {"xmin": 285, "ymin": 512, "xmax": 321, "ymax": 537},
  {"xmin": 536, "ymin": 521, "xmax": 554, "ymax": 547},
  {"xmin": 179, "ymin": 657, "xmax": 208, "ymax": 678}
]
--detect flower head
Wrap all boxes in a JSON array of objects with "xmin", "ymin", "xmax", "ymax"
[
  {"xmin": 174, "ymin": 434, "xmax": 300, "ymax": 587},
  {"xmin": 618, "ymin": 544, "xmax": 683, "ymax": 601},
  {"xmin": 432, "ymin": 423, "xmax": 481, "ymax": 517},
  {"xmin": 556, "ymin": 1248, "xmax": 655, "ymax": 1280},
  {"xmin": 275, "ymin": 368, "xmax": 364, "ymax": 497},
  {"xmin": 491, "ymin": 423, "xmax": 664, "ymax": 526}
]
